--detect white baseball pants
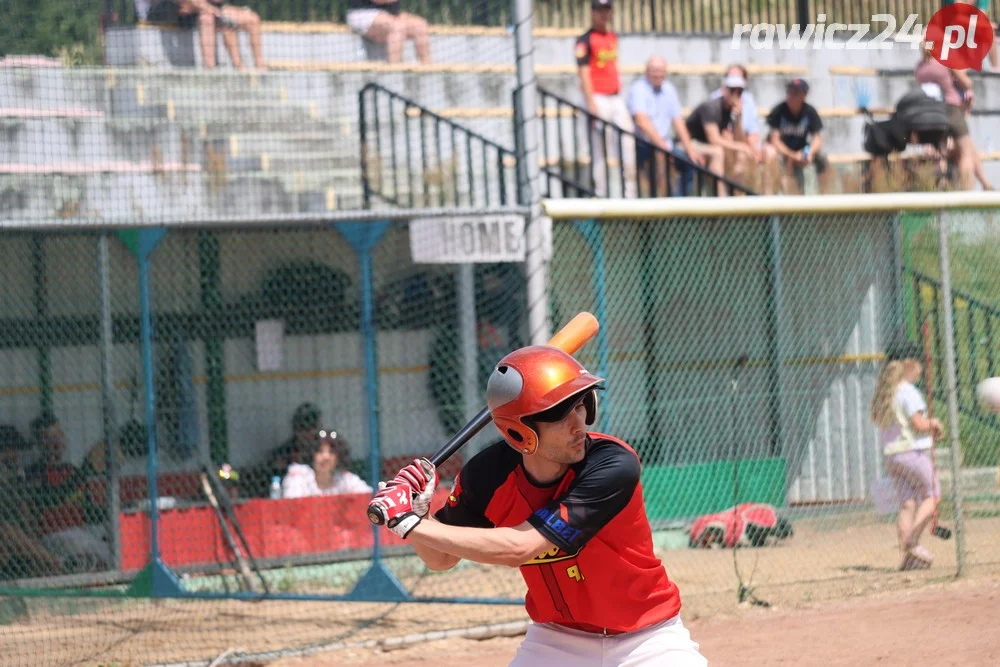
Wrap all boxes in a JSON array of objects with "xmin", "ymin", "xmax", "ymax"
[
  {"xmin": 590, "ymin": 93, "xmax": 637, "ymax": 199},
  {"xmin": 509, "ymin": 615, "xmax": 707, "ymax": 667}
]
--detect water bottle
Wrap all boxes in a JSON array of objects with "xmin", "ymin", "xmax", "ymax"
[
  {"xmin": 802, "ymin": 144, "xmax": 811, "ymax": 160},
  {"xmin": 269, "ymin": 476, "xmax": 282, "ymax": 500}
]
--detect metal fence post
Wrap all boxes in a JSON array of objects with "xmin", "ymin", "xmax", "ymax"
[
  {"xmin": 767, "ymin": 215, "xmax": 786, "ymax": 461},
  {"xmin": 572, "ymin": 219, "xmax": 611, "ymax": 432},
  {"xmin": 936, "ymin": 210, "xmax": 966, "ymax": 576},
  {"xmin": 513, "ymin": 0, "xmax": 549, "ymax": 345},
  {"xmin": 98, "ymin": 234, "xmax": 121, "ymax": 573},
  {"xmin": 135, "ymin": 228, "xmax": 183, "ymax": 597},
  {"xmin": 459, "ymin": 263, "xmax": 480, "ymax": 435},
  {"xmin": 337, "ymin": 220, "xmax": 409, "ymax": 603},
  {"xmin": 796, "ymin": 0, "xmax": 811, "ymax": 33}
]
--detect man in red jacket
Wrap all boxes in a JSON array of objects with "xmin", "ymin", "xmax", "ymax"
[{"xmin": 370, "ymin": 346, "xmax": 706, "ymax": 666}]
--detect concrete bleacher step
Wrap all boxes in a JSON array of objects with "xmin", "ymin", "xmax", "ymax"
[
  {"xmin": 159, "ymin": 99, "xmax": 320, "ymax": 123},
  {"xmin": 0, "ymin": 170, "xmax": 361, "ymax": 220},
  {"xmin": 221, "ymin": 151, "xmax": 360, "ymax": 175},
  {"xmin": 217, "ymin": 130, "xmax": 347, "ymax": 157},
  {"xmin": 114, "ymin": 82, "xmax": 291, "ymax": 109},
  {"xmin": 0, "ymin": 69, "xmax": 108, "ymax": 111},
  {"xmin": 0, "ymin": 154, "xmax": 513, "ymax": 221},
  {"xmin": 0, "ymin": 119, "xmax": 189, "ymax": 164},
  {"xmin": 0, "ymin": 117, "xmax": 358, "ymax": 169}
]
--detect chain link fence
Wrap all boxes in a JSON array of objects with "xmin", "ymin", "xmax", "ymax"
[
  {"xmin": 2, "ymin": 196, "xmax": 999, "ymax": 664},
  {"xmin": 545, "ymin": 196, "xmax": 1000, "ymax": 613},
  {"xmin": 0, "ymin": 214, "xmax": 532, "ymax": 665}
]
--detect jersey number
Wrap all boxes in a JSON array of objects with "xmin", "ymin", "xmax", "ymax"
[{"xmin": 566, "ymin": 565, "xmax": 584, "ymax": 582}]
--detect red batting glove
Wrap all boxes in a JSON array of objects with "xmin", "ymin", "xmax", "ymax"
[
  {"xmin": 368, "ymin": 481, "xmax": 422, "ymax": 538},
  {"xmin": 392, "ymin": 458, "xmax": 437, "ymax": 517}
]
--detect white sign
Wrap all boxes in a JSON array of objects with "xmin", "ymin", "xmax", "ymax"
[
  {"xmin": 410, "ymin": 216, "xmax": 526, "ymax": 264},
  {"xmin": 255, "ymin": 319, "xmax": 284, "ymax": 372}
]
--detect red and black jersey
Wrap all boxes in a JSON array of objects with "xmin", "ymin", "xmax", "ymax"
[
  {"xmin": 575, "ymin": 29, "xmax": 621, "ymax": 95},
  {"xmin": 435, "ymin": 433, "xmax": 681, "ymax": 633}
]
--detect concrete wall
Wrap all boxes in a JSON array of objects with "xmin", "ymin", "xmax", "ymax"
[{"xmin": 3, "ymin": 42, "xmax": 999, "ymax": 225}]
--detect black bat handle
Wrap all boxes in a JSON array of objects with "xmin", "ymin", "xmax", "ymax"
[
  {"xmin": 429, "ymin": 406, "xmax": 493, "ymax": 466},
  {"xmin": 367, "ymin": 407, "xmax": 494, "ymax": 526}
]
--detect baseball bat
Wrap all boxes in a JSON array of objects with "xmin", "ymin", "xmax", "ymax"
[
  {"xmin": 202, "ymin": 464, "xmax": 271, "ymax": 593},
  {"xmin": 201, "ymin": 471, "xmax": 260, "ymax": 593},
  {"xmin": 368, "ymin": 311, "xmax": 600, "ymax": 526}
]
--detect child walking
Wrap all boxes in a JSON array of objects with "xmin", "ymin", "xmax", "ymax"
[{"xmin": 870, "ymin": 337, "xmax": 944, "ymax": 570}]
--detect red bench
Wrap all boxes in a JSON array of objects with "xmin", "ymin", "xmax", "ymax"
[{"xmin": 119, "ymin": 487, "xmax": 451, "ymax": 571}]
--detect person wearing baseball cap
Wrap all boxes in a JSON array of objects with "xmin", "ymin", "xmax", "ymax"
[
  {"xmin": 708, "ymin": 64, "xmax": 778, "ymax": 193},
  {"xmin": 576, "ymin": 0, "xmax": 638, "ymax": 198},
  {"xmin": 870, "ymin": 333, "xmax": 944, "ymax": 571},
  {"xmin": 682, "ymin": 72, "xmax": 755, "ymax": 196},
  {"xmin": 766, "ymin": 78, "xmax": 831, "ymax": 194}
]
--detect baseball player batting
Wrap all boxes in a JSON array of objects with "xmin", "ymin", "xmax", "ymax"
[{"xmin": 369, "ymin": 345, "xmax": 707, "ymax": 666}]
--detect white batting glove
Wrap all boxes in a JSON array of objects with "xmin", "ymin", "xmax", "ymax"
[{"xmin": 370, "ymin": 481, "xmax": 422, "ymax": 538}]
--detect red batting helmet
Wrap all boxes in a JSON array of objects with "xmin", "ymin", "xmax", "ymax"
[{"xmin": 486, "ymin": 346, "xmax": 604, "ymax": 455}]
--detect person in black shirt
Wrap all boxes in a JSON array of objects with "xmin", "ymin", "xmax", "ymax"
[
  {"xmin": 244, "ymin": 402, "xmax": 324, "ymax": 497},
  {"xmin": 682, "ymin": 73, "xmax": 754, "ymax": 197},
  {"xmin": 346, "ymin": 0, "xmax": 430, "ymax": 64},
  {"xmin": 766, "ymin": 78, "xmax": 830, "ymax": 194}
]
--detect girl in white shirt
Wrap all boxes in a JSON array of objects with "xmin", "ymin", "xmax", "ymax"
[
  {"xmin": 870, "ymin": 339, "xmax": 944, "ymax": 571},
  {"xmin": 281, "ymin": 431, "xmax": 373, "ymax": 498}
]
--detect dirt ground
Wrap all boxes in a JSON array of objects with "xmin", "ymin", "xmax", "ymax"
[
  {"xmin": 274, "ymin": 577, "xmax": 1000, "ymax": 666},
  {"xmin": 4, "ymin": 513, "xmax": 999, "ymax": 666}
]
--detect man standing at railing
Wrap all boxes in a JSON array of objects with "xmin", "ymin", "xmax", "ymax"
[{"xmin": 576, "ymin": 0, "xmax": 637, "ymax": 198}]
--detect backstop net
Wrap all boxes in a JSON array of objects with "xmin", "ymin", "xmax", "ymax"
[
  {"xmin": 3, "ymin": 194, "xmax": 1000, "ymax": 664},
  {"xmin": 544, "ymin": 194, "xmax": 1000, "ymax": 611}
]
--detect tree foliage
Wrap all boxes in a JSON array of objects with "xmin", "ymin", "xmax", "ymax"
[{"xmin": 0, "ymin": 0, "xmax": 105, "ymax": 61}]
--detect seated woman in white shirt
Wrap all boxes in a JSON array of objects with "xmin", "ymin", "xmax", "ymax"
[{"xmin": 281, "ymin": 431, "xmax": 373, "ymax": 498}]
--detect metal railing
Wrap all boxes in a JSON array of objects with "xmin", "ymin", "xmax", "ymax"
[
  {"xmin": 535, "ymin": 87, "xmax": 755, "ymax": 199},
  {"xmin": 359, "ymin": 83, "xmax": 518, "ymax": 209},
  {"xmin": 910, "ymin": 268, "xmax": 1000, "ymax": 432},
  {"xmin": 110, "ymin": 0, "xmax": 954, "ymax": 33}
]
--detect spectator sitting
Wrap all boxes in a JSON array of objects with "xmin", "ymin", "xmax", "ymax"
[
  {"xmin": 0, "ymin": 425, "xmax": 63, "ymax": 580},
  {"xmin": 710, "ymin": 64, "xmax": 778, "ymax": 193},
  {"xmin": 246, "ymin": 402, "xmax": 323, "ymax": 497},
  {"xmin": 626, "ymin": 56, "xmax": 704, "ymax": 196},
  {"xmin": 767, "ymin": 78, "xmax": 831, "ymax": 194},
  {"xmin": 172, "ymin": 0, "xmax": 265, "ymax": 71},
  {"xmin": 346, "ymin": 1, "xmax": 431, "ymax": 64},
  {"xmin": 281, "ymin": 430, "xmax": 372, "ymax": 498},
  {"xmin": 682, "ymin": 73, "xmax": 754, "ymax": 197},
  {"xmin": 23, "ymin": 412, "xmax": 112, "ymax": 572}
]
